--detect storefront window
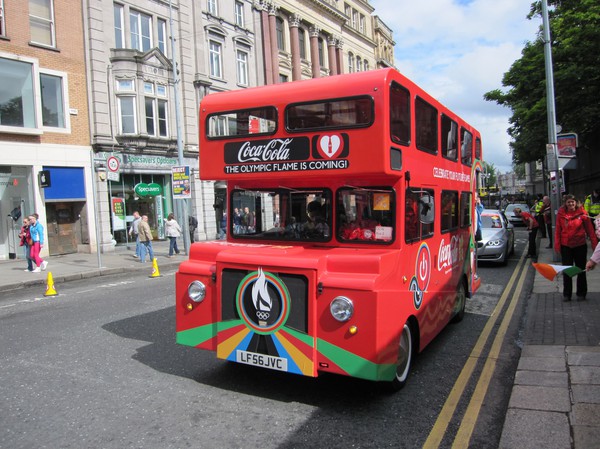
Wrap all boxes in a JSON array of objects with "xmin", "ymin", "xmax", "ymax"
[{"xmin": 108, "ymin": 173, "xmax": 172, "ymax": 244}]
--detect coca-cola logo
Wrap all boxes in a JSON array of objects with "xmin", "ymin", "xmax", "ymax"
[
  {"xmin": 437, "ymin": 235, "xmax": 461, "ymax": 272},
  {"xmin": 224, "ymin": 137, "xmax": 310, "ymax": 164}
]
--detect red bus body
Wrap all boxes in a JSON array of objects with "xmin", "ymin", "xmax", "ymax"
[{"xmin": 176, "ymin": 68, "xmax": 482, "ymax": 387}]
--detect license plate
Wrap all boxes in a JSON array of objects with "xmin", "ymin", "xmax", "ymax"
[{"xmin": 236, "ymin": 350, "xmax": 288, "ymax": 372}]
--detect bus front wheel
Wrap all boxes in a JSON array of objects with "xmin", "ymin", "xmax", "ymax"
[{"xmin": 387, "ymin": 322, "xmax": 414, "ymax": 391}]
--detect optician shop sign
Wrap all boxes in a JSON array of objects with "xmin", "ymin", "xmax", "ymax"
[{"xmin": 134, "ymin": 182, "xmax": 162, "ymax": 197}]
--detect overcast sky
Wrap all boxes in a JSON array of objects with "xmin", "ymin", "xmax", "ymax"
[{"xmin": 370, "ymin": 0, "xmax": 541, "ymax": 174}]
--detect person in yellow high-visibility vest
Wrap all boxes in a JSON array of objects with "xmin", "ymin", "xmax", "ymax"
[
  {"xmin": 533, "ymin": 194, "xmax": 546, "ymax": 238},
  {"xmin": 584, "ymin": 188, "xmax": 600, "ymax": 227}
]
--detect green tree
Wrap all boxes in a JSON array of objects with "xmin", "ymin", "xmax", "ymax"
[{"xmin": 484, "ymin": 0, "xmax": 600, "ymax": 166}]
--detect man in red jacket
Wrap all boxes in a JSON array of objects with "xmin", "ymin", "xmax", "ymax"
[
  {"xmin": 554, "ymin": 194, "xmax": 598, "ymax": 301},
  {"xmin": 514, "ymin": 207, "xmax": 539, "ymax": 261}
]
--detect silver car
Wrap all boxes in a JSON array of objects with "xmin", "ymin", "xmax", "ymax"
[
  {"xmin": 477, "ymin": 209, "xmax": 515, "ymax": 265},
  {"xmin": 504, "ymin": 203, "xmax": 530, "ymax": 227}
]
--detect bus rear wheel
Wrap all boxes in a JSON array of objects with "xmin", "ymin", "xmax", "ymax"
[{"xmin": 387, "ymin": 322, "xmax": 413, "ymax": 391}]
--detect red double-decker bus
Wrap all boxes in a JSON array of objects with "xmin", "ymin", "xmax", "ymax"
[{"xmin": 176, "ymin": 68, "xmax": 483, "ymax": 390}]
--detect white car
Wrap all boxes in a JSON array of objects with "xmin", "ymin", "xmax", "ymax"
[{"xmin": 504, "ymin": 203, "xmax": 530, "ymax": 227}]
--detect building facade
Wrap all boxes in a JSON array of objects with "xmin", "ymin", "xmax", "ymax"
[
  {"xmin": 0, "ymin": 0, "xmax": 96, "ymax": 261},
  {"xmin": 82, "ymin": 0, "xmax": 393, "ymax": 250},
  {"xmin": 83, "ymin": 0, "xmax": 266, "ymax": 250}
]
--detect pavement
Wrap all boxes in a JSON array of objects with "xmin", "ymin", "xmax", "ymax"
[
  {"xmin": 1, "ymin": 238, "xmax": 599, "ymax": 448},
  {"xmin": 498, "ymin": 242, "xmax": 600, "ymax": 449},
  {"xmin": 0, "ymin": 239, "xmax": 182, "ymax": 293}
]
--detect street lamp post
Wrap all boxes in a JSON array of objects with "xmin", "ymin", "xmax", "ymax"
[
  {"xmin": 169, "ymin": 0, "xmax": 190, "ymax": 254},
  {"xmin": 541, "ymin": 0, "xmax": 561, "ymax": 262}
]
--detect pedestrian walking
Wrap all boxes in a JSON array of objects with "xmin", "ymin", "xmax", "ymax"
[
  {"xmin": 585, "ymin": 216, "xmax": 600, "ymax": 271},
  {"xmin": 218, "ymin": 210, "xmax": 227, "ymax": 239},
  {"xmin": 554, "ymin": 195, "xmax": 598, "ymax": 301},
  {"xmin": 188, "ymin": 214, "xmax": 198, "ymax": 243},
  {"xmin": 138, "ymin": 215, "xmax": 154, "ymax": 263},
  {"xmin": 233, "ymin": 208, "xmax": 242, "ymax": 234},
  {"xmin": 18, "ymin": 217, "xmax": 34, "ymax": 272},
  {"xmin": 164, "ymin": 213, "xmax": 182, "ymax": 257},
  {"xmin": 28, "ymin": 214, "xmax": 48, "ymax": 273},
  {"xmin": 514, "ymin": 207, "xmax": 540, "ymax": 262},
  {"xmin": 540, "ymin": 195, "xmax": 553, "ymax": 248},
  {"xmin": 128, "ymin": 211, "xmax": 142, "ymax": 258}
]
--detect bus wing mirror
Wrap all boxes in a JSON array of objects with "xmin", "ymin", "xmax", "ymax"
[{"xmin": 419, "ymin": 195, "xmax": 435, "ymax": 224}]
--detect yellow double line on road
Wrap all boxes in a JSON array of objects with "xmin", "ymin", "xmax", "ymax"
[{"xmin": 423, "ymin": 251, "xmax": 529, "ymax": 449}]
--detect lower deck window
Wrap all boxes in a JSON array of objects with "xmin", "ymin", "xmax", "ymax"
[{"xmin": 337, "ymin": 187, "xmax": 394, "ymax": 243}]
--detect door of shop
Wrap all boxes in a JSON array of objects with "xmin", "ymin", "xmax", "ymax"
[{"xmin": 46, "ymin": 203, "xmax": 78, "ymax": 255}]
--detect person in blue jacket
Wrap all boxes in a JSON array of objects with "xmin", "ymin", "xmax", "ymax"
[{"xmin": 28, "ymin": 214, "xmax": 48, "ymax": 273}]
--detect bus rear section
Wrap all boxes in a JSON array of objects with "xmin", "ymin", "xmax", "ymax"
[{"xmin": 176, "ymin": 68, "xmax": 482, "ymax": 390}]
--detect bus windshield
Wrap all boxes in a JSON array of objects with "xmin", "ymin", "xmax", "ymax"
[{"xmin": 230, "ymin": 186, "xmax": 396, "ymax": 243}]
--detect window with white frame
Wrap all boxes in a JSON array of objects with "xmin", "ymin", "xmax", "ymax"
[
  {"xmin": 234, "ymin": 1, "xmax": 244, "ymax": 27},
  {"xmin": 29, "ymin": 0, "xmax": 56, "ymax": 47},
  {"xmin": 157, "ymin": 18, "xmax": 167, "ymax": 54},
  {"xmin": 116, "ymin": 79, "xmax": 136, "ymax": 134},
  {"xmin": 208, "ymin": 0, "xmax": 218, "ymax": 16},
  {"xmin": 356, "ymin": 56, "xmax": 362, "ymax": 72},
  {"xmin": 236, "ymin": 49, "xmax": 248, "ymax": 86},
  {"xmin": 359, "ymin": 14, "xmax": 365, "ymax": 34},
  {"xmin": 348, "ymin": 52, "xmax": 354, "ymax": 73},
  {"xmin": 1, "ymin": 0, "xmax": 6, "ymax": 37},
  {"xmin": 144, "ymin": 81, "xmax": 168, "ymax": 137},
  {"xmin": 0, "ymin": 56, "xmax": 37, "ymax": 129},
  {"xmin": 364, "ymin": 60, "xmax": 369, "ymax": 71},
  {"xmin": 209, "ymin": 40, "xmax": 222, "ymax": 78},
  {"xmin": 0, "ymin": 54, "xmax": 70, "ymax": 134},
  {"xmin": 114, "ymin": 3, "xmax": 124, "ymax": 48},
  {"xmin": 40, "ymin": 72, "xmax": 66, "ymax": 128},
  {"xmin": 130, "ymin": 9, "xmax": 152, "ymax": 52}
]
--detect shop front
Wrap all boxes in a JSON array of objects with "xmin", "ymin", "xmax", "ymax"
[
  {"xmin": 108, "ymin": 173, "xmax": 170, "ymax": 244},
  {"xmin": 97, "ymin": 152, "xmax": 183, "ymax": 246},
  {"xmin": 0, "ymin": 166, "xmax": 35, "ymax": 260}
]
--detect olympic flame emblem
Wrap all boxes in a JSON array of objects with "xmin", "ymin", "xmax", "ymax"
[{"xmin": 252, "ymin": 268, "xmax": 272, "ymax": 325}]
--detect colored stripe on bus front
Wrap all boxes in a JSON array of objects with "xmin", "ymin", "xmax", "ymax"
[{"xmin": 317, "ymin": 338, "xmax": 396, "ymax": 381}]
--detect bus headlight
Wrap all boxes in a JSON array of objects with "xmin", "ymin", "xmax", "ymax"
[
  {"xmin": 330, "ymin": 296, "xmax": 354, "ymax": 322},
  {"xmin": 188, "ymin": 281, "xmax": 206, "ymax": 303}
]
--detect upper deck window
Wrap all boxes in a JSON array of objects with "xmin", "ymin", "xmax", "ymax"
[
  {"xmin": 461, "ymin": 128, "xmax": 473, "ymax": 166},
  {"xmin": 390, "ymin": 82, "xmax": 410, "ymax": 146},
  {"xmin": 206, "ymin": 107, "xmax": 277, "ymax": 138},
  {"xmin": 415, "ymin": 97, "xmax": 438, "ymax": 154},
  {"xmin": 286, "ymin": 96, "xmax": 373, "ymax": 131},
  {"xmin": 441, "ymin": 114, "xmax": 458, "ymax": 161}
]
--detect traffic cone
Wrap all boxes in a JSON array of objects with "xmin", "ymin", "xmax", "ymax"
[
  {"xmin": 150, "ymin": 258, "xmax": 161, "ymax": 278},
  {"xmin": 44, "ymin": 272, "xmax": 58, "ymax": 297}
]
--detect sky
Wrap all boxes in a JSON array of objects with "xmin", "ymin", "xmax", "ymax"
[{"xmin": 369, "ymin": 0, "xmax": 541, "ymax": 174}]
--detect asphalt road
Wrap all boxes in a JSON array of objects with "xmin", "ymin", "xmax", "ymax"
[{"xmin": 0, "ymin": 234, "xmax": 532, "ymax": 449}]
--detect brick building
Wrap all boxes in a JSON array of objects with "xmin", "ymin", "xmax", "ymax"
[{"xmin": 0, "ymin": 0, "xmax": 96, "ymax": 260}]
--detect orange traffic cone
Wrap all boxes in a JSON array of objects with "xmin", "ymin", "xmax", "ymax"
[
  {"xmin": 150, "ymin": 258, "xmax": 161, "ymax": 278},
  {"xmin": 44, "ymin": 272, "xmax": 58, "ymax": 297}
]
